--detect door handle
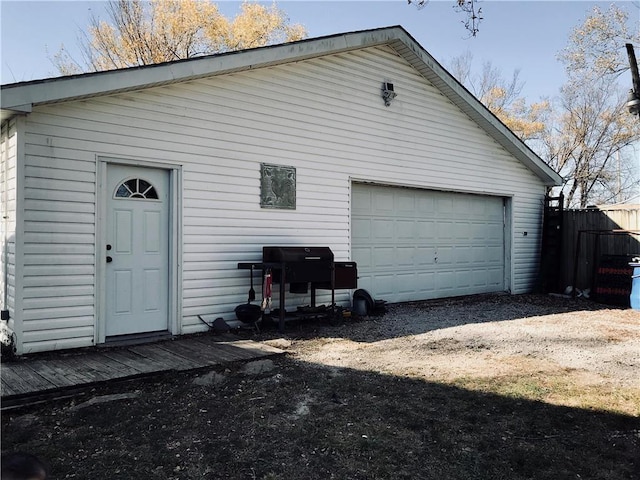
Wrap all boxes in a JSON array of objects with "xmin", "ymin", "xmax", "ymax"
[{"xmin": 106, "ymin": 256, "xmax": 113, "ymax": 263}]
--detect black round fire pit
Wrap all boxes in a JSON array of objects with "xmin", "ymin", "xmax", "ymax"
[{"xmin": 235, "ymin": 303, "xmax": 262, "ymax": 324}]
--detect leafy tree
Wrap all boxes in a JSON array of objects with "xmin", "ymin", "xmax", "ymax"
[{"xmin": 54, "ymin": 0, "xmax": 307, "ymax": 74}]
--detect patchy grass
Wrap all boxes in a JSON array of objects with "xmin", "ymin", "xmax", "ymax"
[
  {"xmin": 453, "ymin": 371, "xmax": 640, "ymax": 416},
  {"xmin": 2, "ymin": 295, "xmax": 639, "ymax": 479},
  {"xmin": 2, "ymin": 357, "xmax": 639, "ymax": 480}
]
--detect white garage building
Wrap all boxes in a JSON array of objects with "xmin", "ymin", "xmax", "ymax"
[{"xmin": 0, "ymin": 27, "xmax": 562, "ymax": 354}]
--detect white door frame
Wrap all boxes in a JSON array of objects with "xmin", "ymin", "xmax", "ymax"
[
  {"xmin": 95, "ymin": 156, "xmax": 182, "ymax": 344},
  {"xmin": 503, "ymin": 196, "xmax": 513, "ymax": 294}
]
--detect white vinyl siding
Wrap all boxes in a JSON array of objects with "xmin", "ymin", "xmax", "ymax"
[
  {"xmin": 15, "ymin": 44, "xmax": 545, "ymax": 351},
  {"xmin": 1, "ymin": 119, "xmax": 17, "ymax": 329},
  {"xmin": 20, "ymin": 119, "xmax": 97, "ymax": 353}
]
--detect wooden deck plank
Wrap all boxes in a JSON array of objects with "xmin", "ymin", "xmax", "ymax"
[
  {"xmin": 99, "ymin": 349, "xmax": 166, "ymax": 374},
  {"xmin": 198, "ymin": 335, "xmax": 284, "ymax": 355},
  {"xmin": 2, "ymin": 337, "xmax": 284, "ymax": 406},
  {"xmin": 54, "ymin": 356, "xmax": 119, "ymax": 383},
  {"xmin": 179, "ymin": 338, "xmax": 228, "ymax": 360},
  {"xmin": 0, "ymin": 363, "xmax": 57, "ymax": 394},
  {"xmin": 190, "ymin": 340, "xmax": 264, "ymax": 362},
  {"xmin": 0, "ymin": 367, "xmax": 30, "ymax": 395},
  {"xmin": 91, "ymin": 352, "xmax": 148, "ymax": 377},
  {"xmin": 37, "ymin": 353, "xmax": 107, "ymax": 386},
  {"xmin": 208, "ymin": 338, "xmax": 284, "ymax": 359},
  {"xmin": 154, "ymin": 340, "xmax": 225, "ymax": 366},
  {"xmin": 28, "ymin": 359, "xmax": 95, "ymax": 387},
  {"xmin": 49, "ymin": 354, "xmax": 143, "ymax": 386},
  {"xmin": 1, "ymin": 377, "xmax": 20, "ymax": 396},
  {"xmin": 217, "ymin": 339, "xmax": 284, "ymax": 355},
  {"xmin": 189, "ymin": 338, "xmax": 253, "ymax": 362},
  {"xmin": 129, "ymin": 344, "xmax": 204, "ymax": 371}
]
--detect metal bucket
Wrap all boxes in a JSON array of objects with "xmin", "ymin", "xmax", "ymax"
[{"xmin": 353, "ymin": 297, "xmax": 367, "ymax": 316}]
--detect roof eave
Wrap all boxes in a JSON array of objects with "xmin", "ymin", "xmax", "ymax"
[
  {"xmin": 0, "ymin": 28, "xmax": 398, "ymax": 115},
  {"xmin": 1, "ymin": 104, "xmax": 31, "ymax": 123},
  {"xmin": 386, "ymin": 31, "xmax": 563, "ymax": 187},
  {"xmin": 0, "ymin": 26, "xmax": 563, "ymax": 186}
]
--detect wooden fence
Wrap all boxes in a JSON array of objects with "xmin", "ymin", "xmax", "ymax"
[{"xmin": 557, "ymin": 206, "xmax": 640, "ymax": 294}]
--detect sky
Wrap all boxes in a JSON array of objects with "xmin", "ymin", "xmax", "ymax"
[{"xmin": 0, "ymin": 0, "xmax": 638, "ymax": 103}]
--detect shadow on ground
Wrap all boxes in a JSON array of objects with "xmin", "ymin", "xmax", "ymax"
[
  {"xmin": 258, "ymin": 293, "xmax": 627, "ymax": 344},
  {"xmin": 2, "ymin": 355, "xmax": 638, "ymax": 480}
]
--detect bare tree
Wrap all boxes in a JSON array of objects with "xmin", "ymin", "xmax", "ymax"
[
  {"xmin": 447, "ymin": 5, "xmax": 639, "ymax": 208},
  {"xmin": 539, "ymin": 78, "xmax": 638, "ymax": 208},
  {"xmin": 408, "ymin": 0, "xmax": 483, "ymax": 37},
  {"xmin": 448, "ymin": 51, "xmax": 549, "ymax": 141},
  {"xmin": 542, "ymin": 4, "xmax": 640, "ymax": 208},
  {"xmin": 559, "ymin": 5, "xmax": 639, "ymax": 78},
  {"xmin": 54, "ymin": 0, "xmax": 307, "ymax": 74}
]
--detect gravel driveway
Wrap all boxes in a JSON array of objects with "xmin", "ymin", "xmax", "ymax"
[
  {"xmin": 3, "ymin": 293, "xmax": 639, "ymax": 480},
  {"xmin": 282, "ymin": 294, "xmax": 640, "ymax": 412}
]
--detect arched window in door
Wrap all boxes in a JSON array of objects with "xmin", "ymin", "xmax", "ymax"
[{"xmin": 114, "ymin": 178, "xmax": 159, "ymax": 200}]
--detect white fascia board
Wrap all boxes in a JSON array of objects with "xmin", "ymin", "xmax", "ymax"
[
  {"xmin": 389, "ymin": 30, "xmax": 563, "ymax": 187},
  {"xmin": 0, "ymin": 104, "xmax": 31, "ymax": 122},
  {"xmin": 0, "ymin": 25, "xmax": 562, "ymax": 186},
  {"xmin": 0, "ymin": 28, "xmax": 396, "ymax": 112}
]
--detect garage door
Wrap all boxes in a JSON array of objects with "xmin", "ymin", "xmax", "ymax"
[{"xmin": 352, "ymin": 184, "xmax": 505, "ymax": 303}]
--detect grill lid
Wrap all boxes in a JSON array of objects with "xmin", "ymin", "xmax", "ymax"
[{"xmin": 263, "ymin": 246, "xmax": 334, "ymax": 263}]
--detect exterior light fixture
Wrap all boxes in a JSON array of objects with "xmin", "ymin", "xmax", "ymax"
[
  {"xmin": 382, "ymin": 82, "xmax": 396, "ymax": 106},
  {"xmin": 627, "ymin": 89, "xmax": 640, "ymax": 117}
]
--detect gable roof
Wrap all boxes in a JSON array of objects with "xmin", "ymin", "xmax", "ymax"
[{"xmin": 0, "ymin": 26, "xmax": 562, "ymax": 186}]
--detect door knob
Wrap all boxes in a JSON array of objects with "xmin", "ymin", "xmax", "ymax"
[
  {"xmin": 106, "ymin": 244, "xmax": 112, "ymax": 251},
  {"xmin": 106, "ymin": 256, "xmax": 113, "ymax": 263}
]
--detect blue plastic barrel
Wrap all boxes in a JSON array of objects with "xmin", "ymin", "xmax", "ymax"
[{"xmin": 631, "ymin": 262, "xmax": 640, "ymax": 311}]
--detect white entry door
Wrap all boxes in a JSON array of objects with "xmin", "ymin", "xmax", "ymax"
[{"xmin": 105, "ymin": 164, "xmax": 170, "ymax": 337}]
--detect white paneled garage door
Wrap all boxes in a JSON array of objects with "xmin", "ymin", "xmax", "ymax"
[{"xmin": 352, "ymin": 184, "xmax": 506, "ymax": 303}]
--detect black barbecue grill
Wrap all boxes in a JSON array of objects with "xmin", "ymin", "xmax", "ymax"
[
  {"xmin": 238, "ymin": 246, "xmax": 357, "ymax": 331},
  {"xmin": 263, "ymin": 246, "xmax": 334, "ymax": 286}
]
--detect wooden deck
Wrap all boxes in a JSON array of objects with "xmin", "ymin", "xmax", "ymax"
[{"xmin": 0, "ymin": 334, "xmax": 284, "ymax": 409}]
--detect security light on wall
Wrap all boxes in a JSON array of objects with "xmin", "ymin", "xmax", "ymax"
[{"xmin": 382, "ymin": 82, "xmax": 396, "ymax": 106}]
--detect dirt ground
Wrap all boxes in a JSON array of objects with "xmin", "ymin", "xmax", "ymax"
[
  {"xmin": 285, "ymin": 294, "xmax": 640, "ymax": 412},
  {"xmin": 2, "ymin": 294, "xmax": 640, "ymax": 479}
]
